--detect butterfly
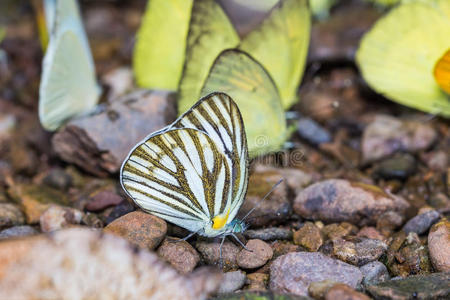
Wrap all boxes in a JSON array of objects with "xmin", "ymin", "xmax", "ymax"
[
  {"xmin": 39, "ymin": 0, "xmax": 100, "ymax": 131},
  {"xmin": 120, "ymin": 92, "xmax": 250, "ymax": 245},
  {"xmin": 356, "ymin": 0, "xmax": 450, "ymax": 118},
  {"xmin": 134, "ymin": 0, "xmax": 311, "ymax": 156}
]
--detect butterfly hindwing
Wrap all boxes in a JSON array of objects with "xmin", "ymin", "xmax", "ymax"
[{"xmin": 121, "ymin": 93, "xmax": 249, "ymax": 235}]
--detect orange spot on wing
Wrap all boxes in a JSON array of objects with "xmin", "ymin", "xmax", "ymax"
[
  {"xmin": 434, "ymin": 49, "xmax": 450, "ymax": 95},
  {"xmin": 212, "ymin": 209, "xmax": 230, "ymax": 230}
]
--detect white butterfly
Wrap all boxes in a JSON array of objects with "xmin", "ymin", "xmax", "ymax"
[
  {"xmin": 120, "ymin": 92, "xmax": 250, "ymax": 240},
  {"xmin": 39, "ymin": 0, "xmax": 100, "ymax": 131}
]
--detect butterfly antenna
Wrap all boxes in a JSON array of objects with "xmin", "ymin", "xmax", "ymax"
[{"xmin": 241, "ymin": 179, "xmax": 283, "ymax": 222}]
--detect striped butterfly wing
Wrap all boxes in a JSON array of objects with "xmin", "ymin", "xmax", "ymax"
[{"xmin": 121, "ymin": 93, "xmax": 248, "ymax": 234}]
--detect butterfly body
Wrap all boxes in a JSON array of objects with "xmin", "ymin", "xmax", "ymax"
[{"xmin": 121, "ymin": 93, "xmax": 249, "ymax": 238}]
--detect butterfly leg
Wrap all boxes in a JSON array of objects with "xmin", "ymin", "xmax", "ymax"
[
  {"xmin": 180, "ymin": 231, "xmax": 197, "ymax": 241},
  {"xmin": 219, "ymin": 235, "xmax": 226, "ymax": 270},
  {"xmin": 231, "ymin": 233, "xmax": 252, "ymax": 252}
]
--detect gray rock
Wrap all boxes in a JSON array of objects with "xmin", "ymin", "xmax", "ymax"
[
  {"xmin": 270, "ymin": 252, "xmax": 363, "ymax": 296},
  {"xmin": 297, "ymin": 117, "xmax": 331, "ymax": 145},
  {"xmin": 366, "ymin": 272, "xmax": 450, "ymax": 300},
  {"xmin": 403, "ymin": 210, "xmax": 440, "ymax": 235},
  {"xmin": 0, "ymin": 225, "xmax": 38, "ymax": 239},
  {"xmin": 332, "ymin": 238, "xmax": 387, "ymax": 266},
  {"xmin": 360, "ymin": 261, "xmax": 390, "ymax": 286},
  {"xmin": 0, "ymin": 203, "xmax": 25, "ymax": 229},
  {"xmin": 244, "ymin": 227, "xmax": 292, "ymax": 241},
  {"xmin": 293, "ymin": 179, "xmax": 409, "ymax": 226},
  {"xmin": 217, "ymin": 271, "xmax": 246, "ymax": 294},
  {"xmin": 373, "ymin": 154, "xmax": 416, "ymax": 180},
  {"xmin": 42, "ymin": 168, "xmax": 73, "ymax": 191}
]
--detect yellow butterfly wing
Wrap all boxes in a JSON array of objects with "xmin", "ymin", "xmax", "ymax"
[
  {"xmin": 239, "ymin": 0, "xmax": 311, "ymax": 109},
  {"xmin": 133, "ymin": 0, "xmax": 193, "ymax": 90},
  {"xmin": 356, "ymin": 0, "xmax": 450, "ymax": 117},
  {"xmin": 201, "ymin": 49, "xmax": 287, "ymax": 157},
  {"xmin": 177, "ymin": 0, "xmax": 239, "ymax": 113}
]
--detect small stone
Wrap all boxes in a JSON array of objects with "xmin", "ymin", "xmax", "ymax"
[
  {"xmin": 103, "ymin": 200, "xmax": 135, "ymax": 224},
  {"xmin": 271, "ymin": 241, "xmax": 304, "ymax": 258},
  {"xmin": 293, "ymin": 179, "xmax": 409, "ymax": 226},
  {"xmin": 308, "ymin": 279, "xmax": 338, "ymax": 299},
  {"xmin": 322, "ymin": 222, "xmax": 358, "ymax": 240},
  {"xmin": 427, "ymin": 193, "xmax": 450, "ymax": 210},
  {"xmin": 40, "ymin": 205, "xmax": 83, "ymax": 233},
  {"xmin": 254, "ymin": 164, "xmax": 312, "ymax": 194},
  {"xmin": 81, "ymin": 212, "xmax": 103, "ymax": 228},
  {"xmin": 0, "ymin": 203, "xmax": 25, "ymax": 229},
  {"xmin": 246, "ymin": 273, "xmax": 269, "ymax": 291},
  {"xmin": 325, "ymin": 284, "xmax": 370, "ymax": 300},
  {"xmin": 421, "ymin": 150, "xmax": 448, "ymax": 172},
  {"xmin": 402, "ymin": 210, "xmax": 440, "ymax": 235},
  {"xmin": 357, "ymin": 227, "xmax": 384, "ymax": 241},
  {"xmin": 52, "ymin": 90, "xmax": 177, "ymax": 176},
  {"xmin": 217, "ymin": 271, "xmax": 246, "ymax": 294},
  {"xmin": 297, "ymin": 117, "xmax": 332, "ymax": 145},
  {"xmin": 376, "ymin": 211, "xmax": 404, "ymax": 235},
  {"xmin": 244, "ymin": 227, "xmax": 292, "ymax": 241},
  {"xmin": 7, "ymin": 183, "xmax": 69, "ymax": 224},
  {"xmin": 102, "ymin": 67, "xmax": 133, "ymax": 101},
  {"xmin": 42, "ymin": 169, "xmax": 73, "ymax": 191},
  {"xmin": 157, "ymin": 237, "xmax": 200, "ymax": 274},
  {"xmin": 366, "ymin": 273, "xmax": 450, "ymax": 300},
  {"xmin": 373, "ymin": 154, "xmax": 416, "ymax": 180},
  {"xmin": 104, "ymin": 211, "xmax": 167, "ymax": 250},
  {"xmin": 196, "ymin": 241, "xmax": 239, "ymax": 271},
  {"xmin": 237, "ymin": 239, "xmax": 273, "ymax": 269},
  {"xmin": 238, "ymin": 171, "xmax": 290, "ymax": 227},
  {"xmin": 332, "ymin": 238, "xmax": 387, "ymax": 266},
  {"xmin": 0, "ymin": 225, "xmax": 38, "ymax": 239},
  {"xmin": 293, "ymin": 222, "xmax": 323, "ymax": 251},
  {"xmin": 270, "ymin": 252, "xmax": 363, "ymax": 296},
  {"xmin": 360, "ymin": 261, "xmax": 390, "ymax": 286},
  {"xmin": 361, "ymin": 115, "xmax": 437, "ymax": 163},
  {"xmin": 85, "ymin": 190, "xmax": 124, "ymax": 212},
  {"xmin": 428, "ymin": 218, "xmax": 450, "ymax": 272}
]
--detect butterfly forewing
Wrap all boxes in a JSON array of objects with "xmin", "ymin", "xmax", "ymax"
[{"xmin": 121, "ymin": 93, "xmax": 249, "ymax": 235}]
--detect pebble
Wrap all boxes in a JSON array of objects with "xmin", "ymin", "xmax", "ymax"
[
  {"xmin": 325, "ymin": 284, "xmax": 370, "ymax": 300},
  {"xmin": 254, "ymin": 165, "xmax": 313, "ymax": 194},
  {"xmin": 420, "ymin": 150, "xmax": 448, "ymax": 172},
  {"xmin": 52, "ymin": 90, "xmax": 177, "ymax": 176},
  {"xmin": 237, "ymin": 239, "xmax": 273, "ymax": 269},
  {"xmin": 42, "ymin": 168, "xmax": 73, "ymax": 191},
  {"xmin": 270, "ymin": 252, "xmax": 363, "ymax": 296},
  {"xmin": 360, "ymin": 261, "xmax": 390, "ymax": 286},
  {"xmin": 376, "ymin": 211, "xmax": 404, "ymax": 235},
  {"xmin": 366, "ymin": 273, "xmax": 450, "ymax": 300},
  {"xmin": 244, "ymin": 227, "xmax": 292, "ymax": 241},
  {"xmin": 293, "ymin": 222, "xmax": 323, "ymax": 251},
  {"xmin": 297, "ymin": 117, "xmax": 332, "ymax": 145},
  {"xmin": 81, "ymin": 212, "xmax": 103, "ymax": 228},
  {"xmin": 357, "ymin": 227, "xmax": 384, "ymax": 241},
  {"xmin": 217, "ymin": 271, "xmax": 246, "ymax": 294},
  {"xmin": 238, "ymin": 171, "xmax": 290, "ymax": 227},
  {"xmin": 271, "ymin": 241, "xmax": 304, "ymax": 258},
  {"xmin": 102, "ymin": 67, "xmax": 133, "ymax": 101},
  {"xmin": 196, "ymin": 240, "xmax": 240, "ymax": 271},
  {"xmin": 246, "ymin": 273, "xmax": 269, "ymax": 291},
  {"xmin": 293, "ymin": 179, "xmax": 409, "ymax": 226},
  {"xmin": 104, "ymin": 211, "xmax": 167, "ymax": 250},
  {"xmin": 157, "ymin": 237, "xmax": 200, "ymax": 274},
  {"xmin": 85, "ymin": 190, "xmax": 124, "ymax": 212},
  {"xmin": 103, "ymin": 200, "xmax": 135, "ymax": 224},
  {"xmin": 0, "ymin": 225, "xmax": 38, "ymax": 239},
  {"xmin": 7, "ymin": 183, "xmax": 69, "ymax": 224},
  {"xmin": 428, "ymin": 218, "xmax": 450, "ymax": 272},
  {"xmin": 322, "ymin": 222, "xmax": 358, "ymax": 240},
  {"xmin": 402, "ymin": 210, "xmax": 440, "ymax": 235},
  {"xmin": 308, "ymin": 279, "xmax": 338, "ymax": 299},
  {"xmin": 361, "ymin": 115, "xmax": 437, "ymax": 163},
  {"xmin": 332, "ymin": 238, "xmax": 387, "ymax": 266},
  {"xmin": 40, "ymin": 205, "xmax": 83, "ymax": 233},
  {"xmin": 0, "ymin": 228, "xmax": 221, "ymax": 299},
  {"xmin": 0, "ymin": 203, "xmax": 25, "ymax": 229},
  {"xmin": 373, "ymin": 154, "xmax": 417, "ymax": 180}
]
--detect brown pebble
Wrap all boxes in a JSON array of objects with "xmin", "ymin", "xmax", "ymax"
[
  {"xmin": 104, "ymin": 211, "xmax": 167, "ymax": 250},
  {"xmin": 357, "ymin": 226, "xmax": 384, "ymax": 241},
  {"xmin": 85, "ymin": 190, "xmax": 123, "ymax": 212},
  {"xmin": 237, "ymin": 239, "xmax": 273, "ymax": 269},
  {"xmin": 325, "ymin": 283, "xmax": 371, "ymax": 300},
  {"xmin": 157, "ymin": 237, "xmax": 200, "ymax": 274},
  {"xmin": 308, "ymin": 279, "xmax": 338, "ymax": 299},
  {"xmin": 322, "ymin": 222, "xmax": 357, "ymax": 240},
  {"xmin": 293, "ymin": 222, "xmax": 323, "ymax": 251},
  {"xmin": 196, "ymin": 240, "xmax": 239, "ymax": 271},
  {"xmin": 428, "ymin": 218, "xmax": 450, "ymax": 272},
  {"xmin": 0, "ymin": 203, "xmax": 25, "ymax": 229},
  {"xmin": 247, "ymin": 272, "xmax": 269, "ymax": 291},
  {"xmin": 40, "ymin": 205, "xmax": 83, "ymax": 233}
]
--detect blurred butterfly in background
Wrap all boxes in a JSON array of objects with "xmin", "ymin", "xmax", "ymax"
[
  {"xmin": 121, "ymin": 93, "xmax": 250, "ymax": 250},
  {"xmin": 356, "ymin": 0, "xmax": 450, "ymax": 118},
  {"xmin": 134, "ymin": 0, "xmax": 311, "ymax": 157},
  {"xmin": 39, "ymin": 0, "xmax": 101, "ymax": 131}
]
